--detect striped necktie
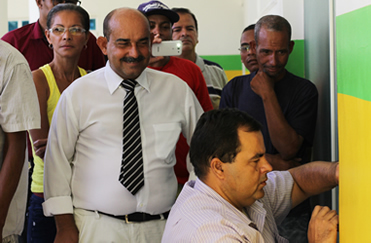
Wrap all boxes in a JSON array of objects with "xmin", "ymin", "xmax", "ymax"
[{"xmin": 119, "ymin": 79, "xmax": 144, "ymax": 195}]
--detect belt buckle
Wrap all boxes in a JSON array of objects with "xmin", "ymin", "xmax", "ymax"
[{"xmin": 125, "ymin": 214, "xmax": 133, "ymax": 224}]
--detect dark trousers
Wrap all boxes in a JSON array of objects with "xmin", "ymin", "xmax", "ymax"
[{"xmin": 27, "ymin": 194, "xmax": 56, "ymax": 243}]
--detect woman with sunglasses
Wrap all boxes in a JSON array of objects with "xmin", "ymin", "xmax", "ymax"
[{"xmin": 28, "ymin": 4, "xmax": 90, "ymax": 242}]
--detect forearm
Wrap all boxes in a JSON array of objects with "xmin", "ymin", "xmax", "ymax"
[
  {"xmin": 265, "ymin": 153, "xmax": 301, "ymax": 171},
  {"xmin": 54, "ymin": 214, "xmax": 79, "ymax": 243},
  {"xmin": 0, "ymin": 131, "xmax": 26, "ymax": 228},
  {"xmin": 290, "ymin": 161, "xmax": 338, "ymax": 208},
  {"xmin": 263, "ymin": 93, "xmax": 303, "ymax": 159}
]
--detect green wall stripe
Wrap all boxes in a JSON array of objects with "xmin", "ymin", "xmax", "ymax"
[
  {"xmin": 200, "ymin": 39, "xmax": 305, "ymax": 79},
  {"xmin": 200, "ymin": 55, "xmax": 242, "ymax": 70},
  {"xmin": 336, "ymin": 4, "xmax": 371, "ymax": 101},
  {"xmin": 287, "ymin": 39, "xmax": 305, "ymax": 78}
]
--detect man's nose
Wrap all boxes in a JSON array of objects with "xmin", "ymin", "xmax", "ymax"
[
  {"xmin": 269, "ymin": 53, "xmax": 278, "ymax": 66},
  {"xmin": 152, "ymin": 26, "xmax": 160, "ymax": 36},
  {"xmin": 260, "ymin": 155, "xmax": 273, "ymax": 173},
  {"xmin": 129, "ymin": 45, "xmax": 139, "ymax": 57},
  {"xmin": 181, "ymin": 28, "xmax": 187, "ymax": 37}
]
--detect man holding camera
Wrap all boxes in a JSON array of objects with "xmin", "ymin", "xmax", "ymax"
[{"xmin": 138, "ymin": 1, "xmax": 213, "ymax": 189}]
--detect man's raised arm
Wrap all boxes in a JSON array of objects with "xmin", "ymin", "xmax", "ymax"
[{"xmin": 289, "ymin": 161, "xmax": 338, "ymax": 208}]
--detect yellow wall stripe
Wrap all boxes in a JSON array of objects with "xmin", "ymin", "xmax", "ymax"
[{"xmin": 338, "ymin": 93, "xmax": 371, "ymax": 242}]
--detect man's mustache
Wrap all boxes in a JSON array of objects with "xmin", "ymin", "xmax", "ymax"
[{"xmin": 120, "ymin": 56, "xmax": 145, "ymax": 63}]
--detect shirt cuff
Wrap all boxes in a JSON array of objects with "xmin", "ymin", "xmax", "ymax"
[{"xmin": 42, "ymin": 196, "xmax": 73, "ymax": 216}]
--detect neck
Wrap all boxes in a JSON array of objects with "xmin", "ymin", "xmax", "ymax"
[
  {"xmin": 38, "ymin": 18, "xmax": 47, "ymax": 35},
  {"xmin": 272, "ymin": 69, "xmax": 287, "ymax": 82},
  {"xmin": 179, "ymin": 50, "xmax": 196, "ymax": 63},
  {"xmin": 49, "ymin": 57, "xmax": 81, "ymax": 83},
  {"xmin": 203, "ymin": 175, "xmax": 249, "ymax": 213}
]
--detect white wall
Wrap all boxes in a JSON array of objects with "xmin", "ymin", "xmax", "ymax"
[
  {"xmin": 6, "ymin": 0, "xmax": 305, "ymax": 54},
  {"xmin": 243, "ymin": 0, "xmax": 304, "ymax": 40},
  {"xmin": 336, "ymin": 0, "xmax": 370, "ymax": 16},
  {"xmin": 0, "ymin": 1, "xmax": 8, "ymax": 35}
]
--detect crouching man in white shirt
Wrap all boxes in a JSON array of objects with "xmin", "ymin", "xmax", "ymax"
[{"xmin": 162, "ymin": 108, "xmax": 338, "ymax": 243}]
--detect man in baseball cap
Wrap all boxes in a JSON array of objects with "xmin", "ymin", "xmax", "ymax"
[
  {"xmin": 138, "ymin": 1, "xmax": 214, "ymax": 192},
  {"xmin": 138, "ymin": 0, "xmax": 179, "ymax": 24}
]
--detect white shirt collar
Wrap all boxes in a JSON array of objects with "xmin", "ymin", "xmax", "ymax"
[{"xmin": 104, "ymin": 60, "xmax": 150, "ymax": 94}]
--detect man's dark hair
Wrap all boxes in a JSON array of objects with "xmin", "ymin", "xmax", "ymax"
[
  {"xmin": 171, "ymin": 7, "xmax": 198, "ymax": 31},
  {"xmin": 242, "ymin": 24, "xmax": 255, "ymax": 34},
  {"xmin": 190, "ymin": 109, "xmax": 262, "ymax": 180},
  {"xmin": 254, "ymin": 15, "xmax": 291, "ymax": 45},
  {"xmin": 47, "ymin": 3, "xmax": 90, "ymax": 32}
]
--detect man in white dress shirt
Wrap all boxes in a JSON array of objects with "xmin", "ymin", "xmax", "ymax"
[
  {"xmin": 0, "ymin": 40, "xmax": 40, "ymax": 242},
  {"xmin": 162, "ymin": 109, "xmax": 339, "ymax": 243},
  {"xmin": 43, "ymin": 8, "xmax": 203, "ymax": 242}
]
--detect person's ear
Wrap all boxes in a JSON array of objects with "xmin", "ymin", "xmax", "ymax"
[
  {"xmin": 210, "ymin": 158, "xmax": 225, "ymax": 180},
  {"xmin": 83, "ymin": 32, "xmax": 90, "ymax": 47},
  {"xmin": 45, "ymin": 29, "xmax": 52, "ymax": 45},
  {"xmin": 36, "ymin": 0, "xmax": 43, "ymax": 9},
  {"xmin": 97, "ymin": 36, "xmax": 108, "ymax": 55}
]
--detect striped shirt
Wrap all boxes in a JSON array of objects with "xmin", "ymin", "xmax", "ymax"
[{"xmin": 162, "ymin": 171, "xmax": 293, "ymax": 242}]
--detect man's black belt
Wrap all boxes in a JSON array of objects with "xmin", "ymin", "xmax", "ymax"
[{"xmin": 95, "ymin": 210, "xmax": 169, "ymax": 224}]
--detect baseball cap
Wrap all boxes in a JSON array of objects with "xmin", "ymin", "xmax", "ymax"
[{"xmin": 138, "ymin": 1, "xmax": 179, "ymax": 24}]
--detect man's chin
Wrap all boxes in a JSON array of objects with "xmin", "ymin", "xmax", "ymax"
[
  {"xmin": 264, "ymin": 70, "xmax": 282, "ymax": 79},
  {"xmin": 255, "ymin": 189, "xmax": 265, "ymax": 200}
]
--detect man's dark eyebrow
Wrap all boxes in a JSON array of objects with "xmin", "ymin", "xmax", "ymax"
[
  {"xmin": 115, "ymin": 38, "xmax": 129, "ymax": 42},
  {"xmin": 115, "ymin": 37, "xmax": 149, "ymax": 43},
  {"xmin": 139, "ymin": 37, "xmax": 150, "ymax": 42},
  {"xmin": 250, "ymin": 153, "xmax": 265, "ymax": 160}
]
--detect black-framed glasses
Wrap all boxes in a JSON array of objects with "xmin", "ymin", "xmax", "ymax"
[
  {"xmin": 49, "ymin": 26, "xmax": 86, "ymax": 36},
  {"xmin": 53, "ymin": 0, "xmax": 81, "ymax": 6}
]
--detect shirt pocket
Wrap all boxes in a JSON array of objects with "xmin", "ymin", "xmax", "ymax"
[{"xmin": 153, "ymin": 123, "xmax": 181, "ymax": 164}]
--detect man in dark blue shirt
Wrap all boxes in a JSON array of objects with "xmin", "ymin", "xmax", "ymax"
[
  {"xmin": 220, "ymin": 15, "xmax": 318, "ymax": 243},
  {"xmin": 220, "ymin": 15, "xmax": 318, "ymax": 170}
]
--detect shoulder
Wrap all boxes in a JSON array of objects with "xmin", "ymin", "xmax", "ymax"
[
  {"xmin": 66, "ymin": 68, "xmax": 105, "ymax": 92},
  {"xmin": 286, "ymin": 71, "xmax": 318, "ymax": 92},
  {"xmin": 145, "ymin": 67, "xmax": 189, "ymax": 88},
  {"xmin": 202, "ymin": 58, "xmax": 223, "ymax": 69},
  {"xmin": 1, "ymin": 23, "xmax": 35, "ymax": 44},
  {"xmin": 202, "ymin": 61, "xmax": 227, "ymax": 79},
  {"xmin": 224, "ymin": 74, "xmax": 252, "ymax": 89},
  {"xmin": 87, "ymin": 31, "xmax": 97, "ymax": 41},
  {"xmin": 32, "ymin": 68, "xmax": 47, "ymax": 84},
  {"xmin": 231, "ymin": 73, "xmax": 254, "ymax": 82},
  {"xmin": 263, "ymin": 171, "xmax": 294, "ymax": 202},
  {"xmin": 0, "ymin": 40, "xmax": 29, "ymax": 68},
  {"xmin": 169, "ymin": 181, "xmax": 228, "ymax": 227},
  {"xmin": 171, "ymin": 56, "xmax": 201, "ymax": 70}
]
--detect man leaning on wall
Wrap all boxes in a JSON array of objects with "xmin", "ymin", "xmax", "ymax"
[
  {"xmin": 162, "ymin": 108, "xmax": 338, "ymax": 243},
  {"xmin": 220, "ymin": 15, "xmax": 319, "ymax": 242}
]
